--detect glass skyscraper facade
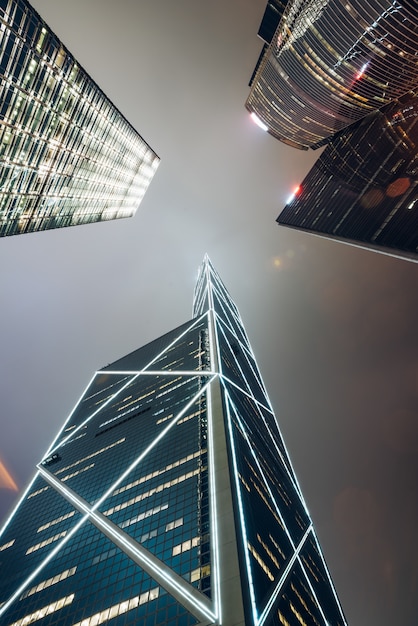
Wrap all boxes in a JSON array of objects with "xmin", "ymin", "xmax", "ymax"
[
  {"xmin": 246, "ymin": 0, "xmax": 418, "ymax": 149},
  {"xmin": 0, "ymin": 0, "xmax": 159, "ymax": 237},
  {"xmin": 277, "ymin": 90, "xmax": 418, "ymax": 261},
  {"xmin": 0, "ymin": 257, "xmax": 346, "ymax": 626}
]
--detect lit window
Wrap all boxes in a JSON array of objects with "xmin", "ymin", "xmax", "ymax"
[
  {"xmin": 71, "ymin": 589, "xmax": 159, "ymax": 626},
  {"xmin": 61, "ymin": 463, "xmax": 94, "ymax": 482},
  {"xmin": 119, "ymin": 503, "xmax": 168, "ymax": 529},
  {"xmin": 56, "ymin": 439, "xmax": 125, "ymax": 475},
  {"xmin": 165, "ymin": 518, "xmax": 183, "ymax": 532},
  {"xmin": 37, "ymin": 511, "xmax": 76, "ymax": 533},
  {"xmin": 0, "ymin": 539, "xmax": 15, "ymax": 552},
  {"xmin": 26, "ymin": 531, "xmax": 67, "ymax": 555},
  {"xmin": 9, "ymin": 594, "xmax": 74, "ymax": 626},
  {"xmin": 104, "ymin": 467, "xmax": 203, "ymax": 516},
  {"xmin": 20, "ymin": 567, "xmax": 77, "ymax": 599},
  {"xmin": 112, "ymin": 450, "xmax": 204, "ymax": 496},
  {"xmin": 248, "ymin": 543, "xmax": 274, "ymax": 581}
]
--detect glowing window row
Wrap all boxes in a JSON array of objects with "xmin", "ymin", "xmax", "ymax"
[
  {"xmin": 86, "ymin": 375, "xmax": 131, "ymax": 404},
  {"xmin": 172, "ymin": 536, "xmax": 200, "ymax": 556},
  {"xmin": 112, "ymin": 450, "xmax": 203, "ymax": 496},
  {"xmin": 120, "ymin": 503, "xmax": 169, "ymax": 529},
  {"xmin": 20, "ymin": 567, "xmax": 77, "ymax": 600},
  {"xmin": 9, "ymin": 593, "xmax": 74, "ymax": 626},
  {"xmin": 55, "ymin": 438, "xmax": 125, "ymax": 475},
  {"xmin": 257, "ymin": 533, "xmax": 280, "ymax": 569},
  {"xmin": 28, "ymin": 486, "xmax": 48, "ymax": 499},
  {"xmin": 190, "ymin": 564, "xmax": 210, "ymax": 583},
  {"xmin": 104, "ymin": 467, "xmax": 203, "ymax": 516},
  {"xmin": 26, "ymin": 531, "xmax": 67, "ymax": 555},
  {"xmin": 61, "ymin": 463, "xmax": 95, "ymax": 483},
  {"xmin": 166, "ymin": 517, "xmax": 183, "ymax": 532},
  {"xmin": 155, "ymin": 378, "xmax": 191, "ymax": 399},
  {"xmin": 63, "ymin": 432, "xmax": 86, "ymax": 447},
  {"xmin": 155, "ymin": 407, "xmax": 202, "ymax": 427},
  {"xmin": 72, "ymin": 588, "xmax": 160, "ymax": 626},
  {"xmin": 248, "ymin": 543, "xmax": 274, "ymax": 581},
  {"xmin": 0, "ymin": 539, "xmax": 15, "ymax": 551},
  {"xmin": 37, "ymin": 510, "xmax": 76, "ymax": 533}
]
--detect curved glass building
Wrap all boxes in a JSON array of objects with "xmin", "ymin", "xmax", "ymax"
[{"xmin": 246, "ymin": 0, "xmax": 418, "ymax": 149}]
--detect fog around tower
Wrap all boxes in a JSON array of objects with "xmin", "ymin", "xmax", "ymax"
[{"xmin": 0, "ymin": 1, "xmax": 417, "ymax": 625}]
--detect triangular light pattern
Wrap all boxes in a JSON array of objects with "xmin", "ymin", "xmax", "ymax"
[{"xmin": 0, "ymin": 257, "xmax": 346, "ymax": 626}]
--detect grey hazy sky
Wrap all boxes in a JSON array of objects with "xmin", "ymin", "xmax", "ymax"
[{"xmin": 1, "ymin": 2, "xmax": 418, "ymax": 625}]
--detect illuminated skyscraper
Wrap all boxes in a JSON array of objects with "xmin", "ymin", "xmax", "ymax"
[
  {"xmin": 0, "ymin": 257, "xmax": 346, "ymax": 626},
  {"xmin": 277, "ymin": 91, "xmax": 418, "ymax": 261},
  {"xmin": 0, "ymin": 0, "xmax": 159, "ymax": 237},
  {"xmin": 246, "ymin": 0, "xmax": 418, "ymax": 149}
]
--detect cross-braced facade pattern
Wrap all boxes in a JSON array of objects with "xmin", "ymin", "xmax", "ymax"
[
  {"xmin": 0, "ymin": 0, "xmax": 159, "ymax": 236},
  {"xmin": 0, "ymin": 257, "xmax": 346, "ymax": 626}
]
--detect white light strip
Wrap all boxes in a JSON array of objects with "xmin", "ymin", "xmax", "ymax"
[
  {"xmin": 206, "ymin": 380, "xmax": 221, "ymax": 623},
  {"xmin": 226, "ymin": 391, "xmax": 307, "ymax": 543},
  {"xmin": 47, "ymin": 314, "xmax": 211, "ymax": 456},
  {"xmin": 47, "ymin": 373, "xmax": 137, "ymax": 454},
  {"xmin": 224, "ymin": 396, "xmax": 258, "ymax": 626},
  {"xmin": 302, "ymin": 528, "xmax": 348, "ymax": 624},
  {"xmin": 216, "ymin": 314, "xmax": 267, "ymax": 396},
  {"xmin": 0, "ymin": 372, "xmax": 99, "ymax": 540},
  {"xmin": 221, "ymin": 374, "xmax": 306, "ymax": 506},
  {"xmin": 206, "ymin": 263, "xmax": 310, "ymax": 509},
  {"xmin": 0, "ymin": 377, "xmax": 217, "ymax": 619},
  {"xmin": 216, "ymin": 321, "xmax": 268, "ymax": 406},
  {"xmin": 257, "ymin": 525, "xmax": 313, "ymax": 626},
  {"xmin": 38, "ymin": 466, "xmax": 216, "ymax": 623}
]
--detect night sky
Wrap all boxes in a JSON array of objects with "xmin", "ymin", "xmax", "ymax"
[{"xmin": 1, "ymin": 2, "xmax": 418, "ymax": 625}]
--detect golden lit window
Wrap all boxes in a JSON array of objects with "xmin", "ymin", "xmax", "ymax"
[
  {"xmin": 61, "ymin": 463, "xmax": 95, "ymax": 482},
  {"xmin": 9, "ymin": 594, "xmax": 74, "ymax": 626},
  {"xmin": 165, "ymin": 518, "xmax": 183, "ymax": 532},
  {"xmin": 172, "ymin": 536, "xmax": 200, "ymax": 556},
  {"xmin": 0, "ymin": 539, "xmax": 15, "ymax": 552},
  {"xmin": 104, "ymin": 467, "xmax": 203, "ymax": 516},
  {"xmin": 72, "ymin": 588, "xmax": 159, "ymax": 626},
  {"xmin": 20, "ymin": 567, "xmax": 77, "ymax": 600},
  {"xmin": 112, "ymin": 450, "xmax": 203, "ymax": 496},
  {"xmin": 26, "ymin": 531, "xmax": 67, "ymax": 555},
  {"xmin": 56, "ymin": 438, "xmax": 125, "ymax": 475},
  {"xmin": 37, "ymin": 511, "xmax": 76, "ymax": 533},
  {"xmin": 248, "ymin": 543, "xmax": 274, "ymax": 581},
  {"xmin": 28, "ymin": 486, "xmax": 49, "ymax": 499}
]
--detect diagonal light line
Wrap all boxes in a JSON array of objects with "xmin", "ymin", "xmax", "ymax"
[
  {"xmin": 218, "ymin": 372, "xmax": 272, "ymax": 414},
  {"xmin": 0, "ymin": 371, "xmax": 99, "ymax": 539},
  {"xmin": 37, "ymin": 467, "xmax": 217, "ymax": 623},
  {"xmin": 48, "ymin": 316, "xmax": 210, "ymax": 456},
  {"xmin": 216, "ymin": 321, "xmax": 268, "ymax": 406},
  {"xmin": 221, "ymin": 375, "xmax": 305, "ymax": 503},
  {"xmin": 88, "ymin": 375, "xmax": 217, "ymax": 512},
  {"xmin": 216, "ymin": 315, "xmax": 267, "ymax": 395},
  {"xmin": 299, "ymin": 528, "xmax": 348, "ymax": 625},
  {"xmin": 226, "ymin": 389, "xmax": 311, "ymax": 539},
  {"xmin": 0, "ymin": 376, "xmax": 218, "ymax": 618},
  {"xmin": 216, "ymin": 318, "xmax": 267, "ymax": 397},
  {"xmin": 257, "ymin": 524, "xmax": 313, "ymax": 626}
]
